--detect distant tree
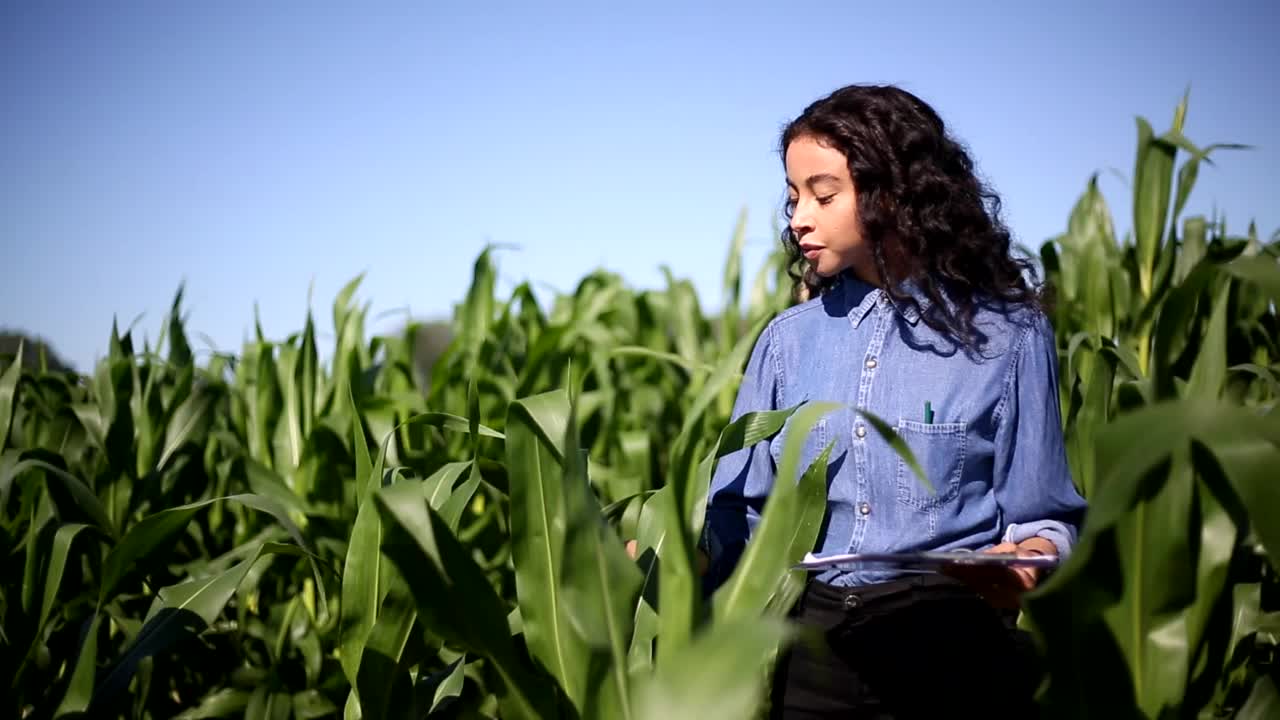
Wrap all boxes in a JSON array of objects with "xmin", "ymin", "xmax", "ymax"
[
  {"xmin": 412, "ymin": 320, "xmax": 453, "ymax": 386},
  {"xmin": 0, "ymin": 329, "xmax": 75, "ymax": 374}
]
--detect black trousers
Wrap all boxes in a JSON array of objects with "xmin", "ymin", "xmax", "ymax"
[{"xmin": 768, "ymin": 573, "xmax": 1043, "ymax": 719}]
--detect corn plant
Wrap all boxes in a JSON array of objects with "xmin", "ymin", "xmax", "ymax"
[
  {"xmin": 2, "ymin": 95, "xmax": 1278, "ymax": 720},
  {"xmin": 1025, "ymin": 93, "xmax": 1280, "ymax": 719}
]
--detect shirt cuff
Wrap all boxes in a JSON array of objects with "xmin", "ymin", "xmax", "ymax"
[{"xmin": 1002, "ymin": 520, "xmax": 1074, "ymax": 561}]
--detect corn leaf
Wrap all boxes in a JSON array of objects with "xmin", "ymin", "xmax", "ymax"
[
  {"xmin": 634, "ymin": 616, "xmax": 791, "ymax": 720},
  {"xmin": 505, "ymin": 390, "xmax": 588, "ymax": 706},
  {"xmin": 711, "ymin": 401, "xmax": 837, "ymax": 622},
  {"xmin": 374, "ymin": 481, "xmax": 560, "ymax": 720}
]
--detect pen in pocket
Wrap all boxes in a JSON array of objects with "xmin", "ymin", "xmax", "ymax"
[{"xmin": 924, "ymin": 401, "xmax": 934, "ymax": 424}]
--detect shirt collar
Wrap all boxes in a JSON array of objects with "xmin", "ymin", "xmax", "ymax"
[{"xmin": 838, "ymin": 272, "xmax": 935, "ymax": 329}]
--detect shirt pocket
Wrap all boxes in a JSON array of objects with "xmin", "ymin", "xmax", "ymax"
[{"xmin": 893, "ymin": 419, "xmax": 967, "ymax": 510}]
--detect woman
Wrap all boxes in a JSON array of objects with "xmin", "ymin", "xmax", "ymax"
[{"xmin": 701, "ymin": 84, "xmax": 1088, "ymax": 717}]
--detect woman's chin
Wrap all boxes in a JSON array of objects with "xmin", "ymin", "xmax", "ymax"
[{"xmin": 810, "ymin": 262, "xmax": 841, "ymax": 279}]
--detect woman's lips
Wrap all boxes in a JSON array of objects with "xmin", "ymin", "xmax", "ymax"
[{"xmin": 800, "ymin": 243, "xmax": 823, "ymax": 260}]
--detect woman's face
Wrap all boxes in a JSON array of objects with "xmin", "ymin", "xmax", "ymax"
[{"xmin": 785, "ymin": 134, "xmax": 876, "ymax": 284}]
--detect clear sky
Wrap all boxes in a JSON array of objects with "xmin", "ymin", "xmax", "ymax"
[{"xmin": 4, "ymin": 0, "xmax": 1277, "ymax": 372}]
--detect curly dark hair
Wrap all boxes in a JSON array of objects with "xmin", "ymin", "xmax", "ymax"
[{"xmin": 779, "ymin": 84, "xmax": 1045, "ymax": 348}]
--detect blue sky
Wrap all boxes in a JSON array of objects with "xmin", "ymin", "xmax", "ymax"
[{"xmin": 4, "ymin": 0, "xmax": 1277, "ymax": 372}]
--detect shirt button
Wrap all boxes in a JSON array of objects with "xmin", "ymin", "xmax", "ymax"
[
  {"xmin": 865, "ymin": 357, "xmax": 877, "ymax": 369},
  {"xmin": 859, "ymin": 502, "xmax": 872, "ymax": 515},
  {"xmin": 855, "ymin": 425, "xmax": 867, "ymax": 439},
  {"xmin": 879, "ymin": 294, "xmax": 890, "ymax": 307}
]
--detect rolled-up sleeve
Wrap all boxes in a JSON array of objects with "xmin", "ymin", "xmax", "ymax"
[
  {"xmin": 992, "ymin": 313, "xmax": 1088, "ymax": 560},
  {"xmin": 701, "ymin": 322, "xmax": 781, "ymax": 593}
]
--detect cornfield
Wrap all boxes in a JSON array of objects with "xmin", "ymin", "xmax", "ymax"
[{"xmin": 4, "ymin": 97, "xmax": 1279, "ymax": 719}]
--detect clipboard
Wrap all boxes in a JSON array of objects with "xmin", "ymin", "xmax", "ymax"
[{"xmin": 794, "ymin": 550, "xmax": 1060, "ymax": 572}]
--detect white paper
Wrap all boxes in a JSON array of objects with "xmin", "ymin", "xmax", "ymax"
[{"xmin": 795, "ymin": 550, "xmax": 1060, "ymax": 570}]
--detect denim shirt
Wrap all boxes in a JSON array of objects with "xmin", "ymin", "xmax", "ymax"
[{"xmin": 702, "ymin": 273, "xmax": 1088, "ymax": 590}]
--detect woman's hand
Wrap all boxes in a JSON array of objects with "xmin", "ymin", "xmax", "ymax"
[
  {"xmin": 625, "ymin": 539, "xmax": 709, "ymax": 575},
  {"xmin": 943, "ymin": 537, "xmax": 1057, "ymax": 609}
]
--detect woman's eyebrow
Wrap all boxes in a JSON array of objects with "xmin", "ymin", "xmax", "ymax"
[{"xmin": 786, "ymin": 173, "xmax": 843, "ymax": 190}]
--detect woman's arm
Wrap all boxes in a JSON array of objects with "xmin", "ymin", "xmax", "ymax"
[
  {"xmin": 949, "ymin": 311, "xmax": 1088, "ymax": 608},
  {"xmin": 701, "ymin": 323, "xmax": 782, "ymax": 593},
  {"xmin": 991, "ymin": 311, "xmax": 1089, "ymax": 560}
]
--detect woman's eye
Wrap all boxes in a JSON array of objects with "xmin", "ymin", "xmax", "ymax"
[{"xmin": 817, "ymin": 195, "xmax": 835, "ymax": 205}]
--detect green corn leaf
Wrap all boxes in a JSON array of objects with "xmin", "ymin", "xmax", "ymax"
[
  {"xmin": 1186, "ymin": 279, "xmax": 1231, "ymax": 397},
  {"xmin": 299, "ymin": 310, "xmax": 318, "ymax": 443},
  {"xmin": 712, "ymin": 401, "xmax": 838, "ymax": 622},
  {"xmin": 22, "ymin": 489, "xmax": 53, "ymax": 615},
  {"xmin": 245, "ymin": 688, "xmax": 293, "ymax": 720},
  {"xmin": 96, "ymin": 501, "xmax": 223, "ymax": 607},
  {"xmin": 93, "ymin": 542, "xmax": 308, "ymax": 710},
  {"xmin": 340, "ymin": 488, "xmax": 384, "ymax": 686},
  {"xmin": 54, "ymin": 613, "xmax": 103, "ymax": 717},
  {"xmin": 293, "ymin": 690, "xmax": 338, "ymax": 720},
  {"xmin": 627, "ymin": 486, "xmax": 669, "ymax": 675},
  {"xmin": 1183, "ymin": 444, "xmax": 1244, "ymax": 684},
  {"xmin": 658, "ymin": 313, "xmax": 771, "ymax": 665},
  {"xmin": 331, "ymin": 273, "xmax": 366, "ymax": 390},
  {"xmin": 662, "ymin": 268, "xmax": 704, "ymax": 373},
  {"xmin": 349, "ymin": 383, "xmax": 373, "ymax": 495},
  {"xmin": 672, "ymin": 314, "xmax": 771, "ymax": 471},
  {"xmin": 275, "ymin": 343, "xmax": 303, "ymax": 471},
  {"xmin": 373, "ymin": 481, "xmax": 560, "ymax": 720},
  {"xmin": 39, "ymin": 523, "xmax": 94, "ymax": 633},
  {"xmin": 608, "ymin": 346, "xmax": 718, "ymax": 375},
  {"xmin": 439, "ymin": 460, "xmax": 483, "ymax": 531},
  {"xmin": 688, "ymin": 406, "xmax": 801, "ymax": 544},
  {"xmin": 1077, "ymin": 400, "xmax": 1276, "ymax": 535},
  {"xmin": 460, "ymin": 246, "xmax": 498, "ymax": 371},
  {"xmin": 1151, "ymin": 262, "xmax": 1215, "ymax": 400},
  {"xmin": 98, "ymin": 494, "xmax": 325, "ymax": 613},
  {"xmin": 558, "ymin": 390, "xmax": 643, "ymax": 719},
  {"xmin": 634, "ymin": 616, "xmax": 792, "ymax": 720},
  {"xmin": 1174, "ymin": 217, "xmax": 1208, "ymax": 284},
  {"xmin": 1023, "ymin": 403, "xmax": 1279, "ymax": 716},
  {"xmin": 130, "ymin": 359, "xmax": 156, "ymax": 479},
  {"xmin": 423, "ymin": 461, "xmax": 472, "ymax": 511},
  {"xmin": 165, "ymin": 284, "xmax": 193, "ymax": 367},
  {"xmin": 376, "ymin": 411, "xmax": 504, "ymax": 442},
  {"xmin": 1133, "ymin": 116, "xmax": 1177, "ymax": 299},
  {"xmin": 1104, "ymin": 445, "xmax": 1198, "ymax": 716},
  {"xmin": 1228, "ymin": 364, "xmax": 1280, "ymax": 397},
  {"xmin": 339, "ymin": 375, "xmax": 385, "ymax": 689},
  {"xmin": 429, "ymin": 656, "xmax": 467, "ymax": 713},
  {"xmin": 435, "ymin": 378, "xmax": 486, "ymax": 529},
  {"xmin": 1223, "ymin": 254, "xmax": 1280, "ymax": 304},
  {"xmin": 243, "ymin": 458, "xmax": 309, "ymax": 517},
  {"xmin": 250, "ymin": 342, "xmax": 281, "ymax": 467},
  {"xmin": 766, "ymin": 439, "xmax": 836, "ymax": 615},
  {"xmin": 156, "ymin": 386, "xmax": 214, "ymax": 471},
  {"xmin": 70, "ymin": 401, "xmax": 106, "ymax": 452},
  {"xmin": 1207, "ymin": 426, "xmax": 1280, "ymax": 573},
  {"xmin": 172, "ymin": 688, "xmax": 252, "ymax": 719},
  {"xmin": 505, "ymin": 390, "xmax": 588, "ymax": 706},
  {"xmin": 859, "ymin": 408, "xmax": 930, "ymax": 494},
  {"xmin": 2, "ymin": 455, "xmax": 115, "ymax": 540},
  {"xmin": 354, "ymin": 569, "xmax": 418, "ymax": 720}
]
